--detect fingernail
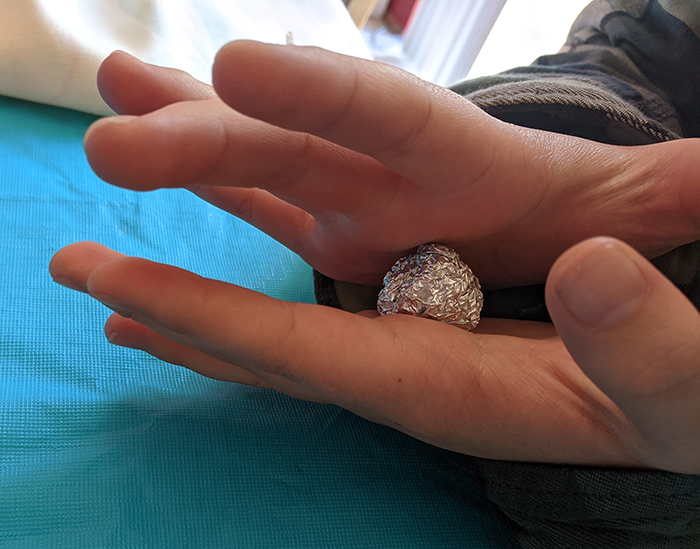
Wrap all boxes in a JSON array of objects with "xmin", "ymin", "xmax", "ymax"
[
  {"xmin": 107, "ymin": 330, "xmax": 141, "ymax": 350},
  {"xmin": 556, "ymin": 242, "xmax": 650, "ymax": 328}
]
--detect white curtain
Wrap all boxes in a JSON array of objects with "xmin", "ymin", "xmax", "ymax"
[
  {"xmin": 0, "ymin": 0, "xmax": 370, "ymax": 116},
  {"xmin": 403, "ymin": 0, "xmax": 508, "ymax": 86}
]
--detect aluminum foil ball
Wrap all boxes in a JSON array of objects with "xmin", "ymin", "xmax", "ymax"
[{"xmin": 377, "ymin": 243, "xmax": 483, "ymax": 330}]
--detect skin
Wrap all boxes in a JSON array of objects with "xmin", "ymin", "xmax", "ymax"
[{"xmin": 50, "ymin": 41, "xmax": 700, "ymax": 473}]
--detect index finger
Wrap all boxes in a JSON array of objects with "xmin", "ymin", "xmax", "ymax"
[{"xmin": 212, "ymin": 41, "xmax": 511, "ymax": 190}]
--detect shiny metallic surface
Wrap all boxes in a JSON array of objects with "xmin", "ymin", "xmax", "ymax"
[{"xmin": 377, "ymin": 243, "xmax": 483, "ymax": 330}]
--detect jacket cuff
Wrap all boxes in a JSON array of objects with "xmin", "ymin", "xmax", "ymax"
[{"xmin": 472, "ymin": 458, "xmax": 700, "ymax": 548}]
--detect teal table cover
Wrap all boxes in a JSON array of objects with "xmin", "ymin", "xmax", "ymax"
[{"xmin": 0, "ymin": 96, "xmax": 514, "ymax": 548}]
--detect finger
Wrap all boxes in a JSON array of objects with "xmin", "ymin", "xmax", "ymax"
[
  {"xmin": 105, "ymin": 313, "xmax": 272, "ymax": 386},
  {"xmin": 104, "ymin": 313, "xmax": 324, "ymax": 401},
  {"xmin": 83, "ymin": 98, "xmax": 398, "ymax": 215},
  {"xmin": 51, "ymin": 243, "xmax": 325, "ymax": 401},
  {"xmin": 191, "ymin": 186, "xmax": 316, "ymax": 253},
  {"xmin": 212, "ymin": 41, "xmax": 513, "ymax": 190},
  {"xmin": 50, "ymin": 241, "xmax": 126, "ymax": 293},
  {"xmin": 82, "ymin": 254, "xmax": 470, "ymax": 421},
  {"xmin": 97, "ymin": 51, "xmax": 217, "ymax": 115},
  {"xmin": 546, "ymin": 237, "xmax": 700, "ymax": 473}
]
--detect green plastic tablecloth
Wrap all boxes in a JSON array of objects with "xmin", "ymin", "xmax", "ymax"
[{"xmin": 0, "ymin": 96, "xmax": 514, "ymax": 548}]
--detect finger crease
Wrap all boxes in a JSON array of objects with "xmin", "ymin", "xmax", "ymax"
[
  {"xmin": 313, "ymin": 68, "xmax": 361, "ymax": 137},
  {"xmin": 376, "ymin": 95, "xmax": 434, "ymax": 163}
]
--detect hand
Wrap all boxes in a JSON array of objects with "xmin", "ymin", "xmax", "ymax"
[
  {"xmin": 51, "ymin": 42, "xmax": 700, "ymax": 473},
  {"xmin": 83, "ymin": 42, "xmax": 700, "ymax": 289},
  {"xmin": 50, "ymin": 237, "xmax": 700, "ymax": 473}
]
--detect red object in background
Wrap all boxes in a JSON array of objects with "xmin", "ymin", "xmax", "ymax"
[{"xmin": 384, "ymin": 0, "xmax": 421, "ymax": 33}]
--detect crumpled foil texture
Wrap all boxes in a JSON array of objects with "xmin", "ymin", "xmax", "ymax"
[{"xmin": 377, "ymin": 243, "xmax": 483, "ymax": 330}]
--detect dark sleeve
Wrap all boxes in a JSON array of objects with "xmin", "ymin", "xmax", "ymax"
[
  {"xmin": 315, "ymin": 2, "xmax": 700, "ymax": 547},
  {"xmin": 465, "ymin": 458, "xmax": 700, "ymax": 549}
]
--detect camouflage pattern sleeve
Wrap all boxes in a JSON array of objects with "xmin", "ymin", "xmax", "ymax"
[{"xmin": 559, "ymin": 0, "xmax": 700, "ymax": 137}]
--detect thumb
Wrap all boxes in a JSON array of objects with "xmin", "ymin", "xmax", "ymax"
[{"xmin": 545, "ymin": 237, "xmax": 700, "ymax": 473}]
